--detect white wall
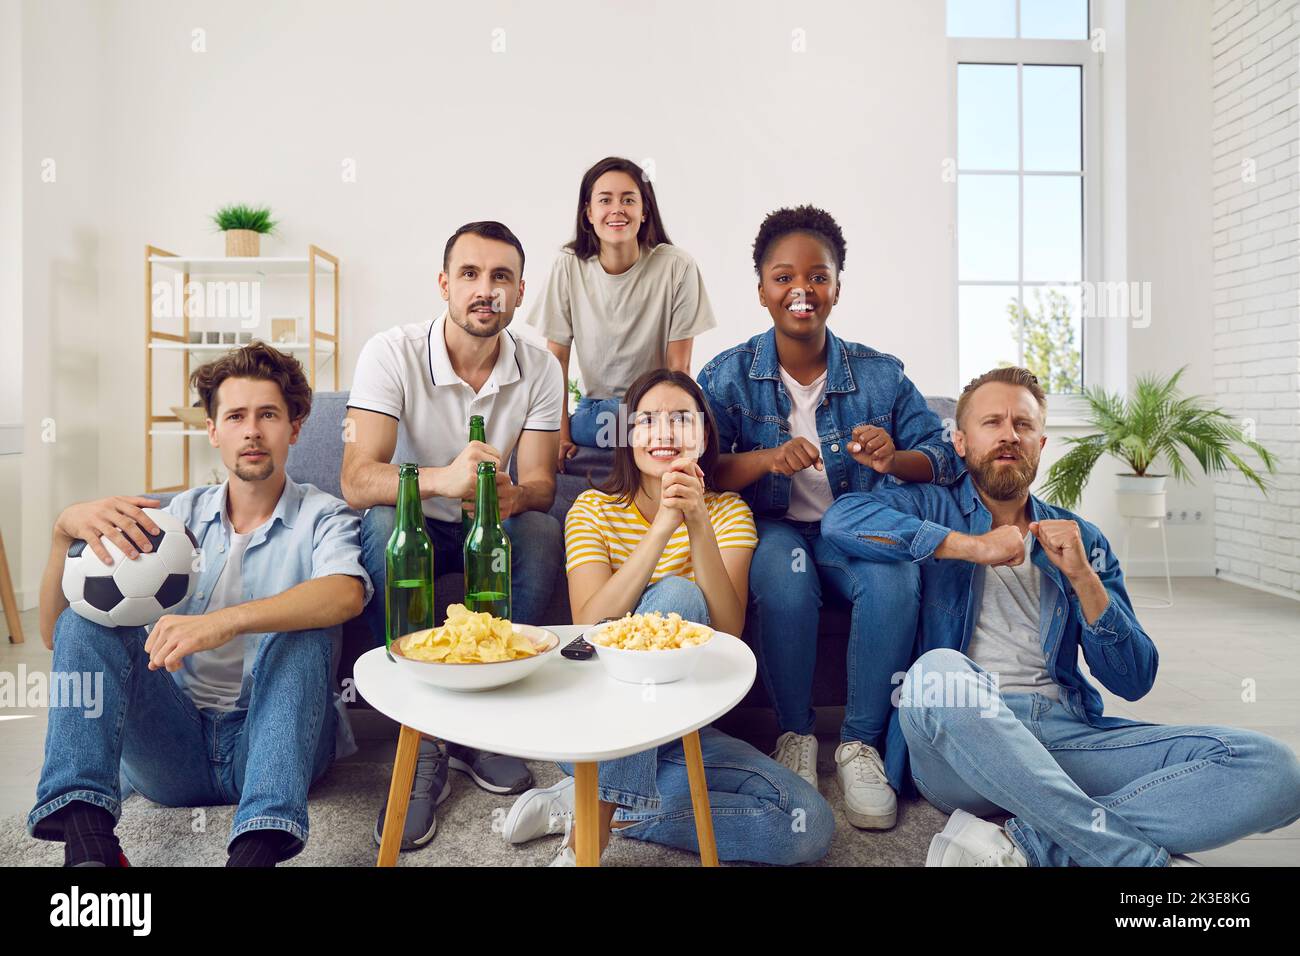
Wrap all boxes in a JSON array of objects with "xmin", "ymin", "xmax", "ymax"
[
  {"xmin": 1210, "ymin": 0, "xmax": 1300, "ymax": 599},
  {"xmin": 1027, "ymin": 0, "xmax": 1220, "ymax": 580},
  {"xmin": 10, "ymin": 0, "xmax": 1233, "ymax": 601},
  {"xmin": 1121, "ymin": 0, "xmax": 1218, "ymax": 574},
  {"xmin": 15, "ymin": 0, "xmax": 107, "ymax": 610},
  {"xmin": 0, "ymin": 0, "xmax": 23, "ymax": 631}
]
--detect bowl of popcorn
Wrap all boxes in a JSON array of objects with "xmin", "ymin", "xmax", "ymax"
[
  {"xmin": 586, "ymin": 611, "xmax": 715, "ymax": 685},
  {"xmin": 390, "ymin": 604, "xmax": 559, "ymax": 692}
]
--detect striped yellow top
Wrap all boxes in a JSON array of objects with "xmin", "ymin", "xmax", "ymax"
[{"xmin": 564, "ymin": 489, "xmax": 758, "ymax": 582}]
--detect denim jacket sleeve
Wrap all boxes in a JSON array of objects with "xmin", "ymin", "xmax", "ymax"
[
  {"xmin": 697, "ymin": 363, "xmax": 740, "ymax": 453},
  {"xmin": 821, "ymin": 485, "xmax": 953, "ymax": 564},
  {"xmin": 891, "ymin": 373, "xmax": 963, "ymax": 486},
  {"xmin": 1073, "ymin": 526, "xmax": 1159, "ymax": 700}
]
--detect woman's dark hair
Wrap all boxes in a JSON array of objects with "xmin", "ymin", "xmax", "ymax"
[
  {"xmin": 752, "ymin": 204, "xmax": 847, "ymax": 276},
  {"xmin": 565, "ymin": 157, "xmax": 673, "ymax": 260},
  {"xmin": 597, "ymin": 369, "xmax": 720, "ymax": 506}
]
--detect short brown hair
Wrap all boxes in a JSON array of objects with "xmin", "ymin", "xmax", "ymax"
[
  {"xmin": 955, "ymin": 366, "xmax": 1047, "ymax": 428},
  {"xmin": 597, "ymin": 369, "xmax": 720, "ymax": 505},
  {"xmin": 190, "ymin": 342, "xmax": 312, "ymax": 423}
]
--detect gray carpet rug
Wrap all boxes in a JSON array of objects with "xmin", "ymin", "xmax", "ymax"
[{"xmin": 1, "ymin": 754, "xmax": 948, "ymax": 867}]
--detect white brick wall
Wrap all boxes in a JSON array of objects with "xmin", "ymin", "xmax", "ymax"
[{"xmin": 1212, "ymin": 0, "xmax": 1300, "ymax": 598}]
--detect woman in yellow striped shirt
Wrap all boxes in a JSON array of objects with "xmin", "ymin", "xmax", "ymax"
[
  {"xmin": 503, "ymin": 369, "xmax": 834, "ymax": 866},
  {"xmin": 563, "ymin": 371, "xmax": 755, "ymax": 636}
]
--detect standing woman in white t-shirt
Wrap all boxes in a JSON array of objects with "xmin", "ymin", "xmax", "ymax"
[{"xmin": 531, "ymin": 156, "xmax": 718, "ymax": 469}]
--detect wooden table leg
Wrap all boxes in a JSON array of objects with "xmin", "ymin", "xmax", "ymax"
[
  {"xmin": 572, "ymin": 761, "xmax": 601, "ymax": 867},
  {"xmin": 682, "ymin": 730, "xmax": 718, "ymax": 867},
  {"xmin": 0, "ymin": 530, "xmax": 23, "ymax": 644},
  {"xmin": 376, "ymin": 723, "xmax": 421, "ymax": 867}
]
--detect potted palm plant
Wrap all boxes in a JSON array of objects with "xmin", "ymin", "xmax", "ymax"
[
  {"xmin": 1042, "ymin": 367, "xmax": 1277, "ymax": 517},
  {"xmin": 211, "ymin": 203, "xmax": 278, "ymax": 257}
]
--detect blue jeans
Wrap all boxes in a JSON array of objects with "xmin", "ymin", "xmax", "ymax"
[
  {"xmin": 750, "ymin": 517, "xmax": 921, "ymax": 746},
  {"xmin": 358, "ymin": 506, "xmax": 563, "ymax": 639},
  {"xmin": 559, "ymin": 575, "xmax": 835, "ymax": 865},
  {"xmin": 569, "ymin": 396, "xmax": 623, "ymax": 449},
  {"xmin": 28, "ymin": 608, "xmax": 336, "ymax": 860},
  {"xmin": 899, "ymin": 648, "xmax": 1300, "ymax": 867}
]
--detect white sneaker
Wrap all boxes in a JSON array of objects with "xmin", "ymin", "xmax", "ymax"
[
  {"xmin": 1169, "ymin": 854, "xmax": 1203, "ymax": 867},
  {"xmin": 770, "ymin": 731, "xmax": 819, "ymax": 790},
  {"xmin": 502, "ymin": 777, "xmax": 574, "ymax": 845},
  {"xmin": 835, "ymin": 741, "xmax": 897, "ymax": 830},
  {"xmin": 926, "ymin": 809, "xmax": 1028, "ymax": 867},
  {"xmin": 549, "ymin": 844, "xmax": 577, "ymax": 867}
]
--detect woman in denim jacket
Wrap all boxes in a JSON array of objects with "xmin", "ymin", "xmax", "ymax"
[{"xmin": 696, "ymin": 206, "xmax": 964, "ymax": 833}]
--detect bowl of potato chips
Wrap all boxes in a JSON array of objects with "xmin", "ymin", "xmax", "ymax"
[
  {"xmin": 390, "ymin": 604, "xmax": 560, "ymax": 691},
  {"xmin": 586, "ymin": 611, "xmax": 714, "ymax": 685}
]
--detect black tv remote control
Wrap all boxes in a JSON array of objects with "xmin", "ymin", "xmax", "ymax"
[
  {"xmin": 563, "ymin": 618, "xmax": 617, "ymax": 660},
  {"xmin": 561, "ymin": 635, "xmax": 596, "ymax": 660}
]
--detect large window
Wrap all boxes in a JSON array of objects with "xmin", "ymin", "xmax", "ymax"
[{"xmin": 949, "ymin": 0, "xmax": 1099, "ymax": 398}]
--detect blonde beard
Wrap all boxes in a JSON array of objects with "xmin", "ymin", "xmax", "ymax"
[{"xmin": 968, "ymin": 452, "xmax": 1039, "ymax": 501}]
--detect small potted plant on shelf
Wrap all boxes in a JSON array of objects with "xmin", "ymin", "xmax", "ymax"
[
  {"xmin": 1041, "ymin": 367, "xmax": 1277, "ymax": 517},
  {"xmin": 211, "ymin": 203, "xmax": 278, "ymax": 257}
]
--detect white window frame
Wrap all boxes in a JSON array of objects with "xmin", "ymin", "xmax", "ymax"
[{"xmin": 948, "ymin": 0, "xmax": 1109, "ymax": 423}]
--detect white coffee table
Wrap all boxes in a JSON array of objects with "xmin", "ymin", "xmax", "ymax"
[{"xmin": 353, "ymin": 624, "xmax": 757, "ymax": 867}]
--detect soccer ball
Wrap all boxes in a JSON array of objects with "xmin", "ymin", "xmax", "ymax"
[{"xmin": 62, "ymin": 508, "xmax": 200, "ymax": 628}]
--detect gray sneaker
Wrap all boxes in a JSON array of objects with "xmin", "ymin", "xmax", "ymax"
[
  {"xmin": 445, "ymin": 742, "xmax": 534, "ymax": 795},
  {"xmin": 374, "ymin": 738, "xmax": 451, "ymax": 851}
]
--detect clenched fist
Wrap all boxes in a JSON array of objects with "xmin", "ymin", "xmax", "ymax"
[
  {"xmin": 848, "ymin": 424, "xmax": 895, "ymax": 474},
  {"xmin": 769, "ymin": 437, "xmax": 822, "ymax": 476},
  {"xmin": 1029, "ymin": 519, "xmax": 1092, "ymax": 580},
  {"xmin": 975, "ymin": 524, "xmax": 1028, "ymax": 567}
]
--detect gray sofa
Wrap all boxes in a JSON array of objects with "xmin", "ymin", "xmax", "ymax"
[{"xmin": 282, "ymin": 391, "xmax": 957, "ymax": 714}]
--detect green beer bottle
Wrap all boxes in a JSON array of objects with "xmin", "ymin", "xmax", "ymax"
[
  {"xmin": 463, "ymin": 461, "xmax": 511, "ymax": 619},
  {"xmin": 462, "ymin": 415, "xmax": 486, "ymax": 538},
  {"xmin": 385, "ymin": 463, "xmax": 434, "ymax": 658}
]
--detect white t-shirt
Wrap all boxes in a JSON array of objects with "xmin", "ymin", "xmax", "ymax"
[
  {"xmin": 778, "ymin": 366, "xmax": 835, "ymax": 523},
  {"xmin": 348, "ymin": 311, "xmax": 565, "ymax": 522},
  {"xmin": 530, "ymin": 244, "xmax": 716, "ymax": 401},
  {"xmin": 180, "ymin": 513, "xmax": 256, "ymax": 712},
  {"xmin": 965, "ymin": 532, "xmax": 1060, "ymax": 701}
]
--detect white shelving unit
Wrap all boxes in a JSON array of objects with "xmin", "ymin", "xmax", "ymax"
[
  {"xmin": 146, "ymin": 341, "xmax": 336, "ymax": 352},
  {"xmin": 144, "ymin": 244, "xmax": 340, "ymax": 492}
]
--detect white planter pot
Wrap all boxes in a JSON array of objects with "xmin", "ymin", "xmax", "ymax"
[{"xmin": 1116, "ymin": 474, "xmax": 1167, "ymax": 519}]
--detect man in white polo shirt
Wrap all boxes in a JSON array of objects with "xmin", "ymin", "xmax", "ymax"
[{"xmin": 341, "ymin": 221, "xmax": 565, "ymax": 852}]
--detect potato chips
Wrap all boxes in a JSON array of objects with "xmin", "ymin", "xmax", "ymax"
[
  {"xmin": 398, "ymin": 604, "xmax": 538, "ymax": 663},
  {"xmin": 589, "ymin": 611, "xmax": 713, "ymax": 651}
]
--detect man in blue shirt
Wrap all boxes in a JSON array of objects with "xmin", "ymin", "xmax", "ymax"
[
  {"xmin": 28, "ymin": 344, "xmax": 371, "ymax": 867},
  {"xmin": 697, "ymin": 206, "xmax": 964, "ymax": 832},
  {"xmin": 821, "ymin": 365, "xmax": 1300, "ymax": 866}
]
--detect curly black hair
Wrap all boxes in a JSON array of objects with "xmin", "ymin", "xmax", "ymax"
[{"xmin": 751, "ymin": 205, "xmax": 847, "ymax": 276}]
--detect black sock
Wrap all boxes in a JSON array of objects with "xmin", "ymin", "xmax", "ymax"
[
  {"xmin": 57, "ymin": 801, "xmax": 123, "ymax": 867},
  {"xmin": 226, "ymin": 830, "xmax": 292, "ymax": 867}
]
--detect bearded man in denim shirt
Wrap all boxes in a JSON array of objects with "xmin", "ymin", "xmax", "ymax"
[{"xmin": 821, "ymin": 365, "xmax": 1300, "ymax": 866}]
